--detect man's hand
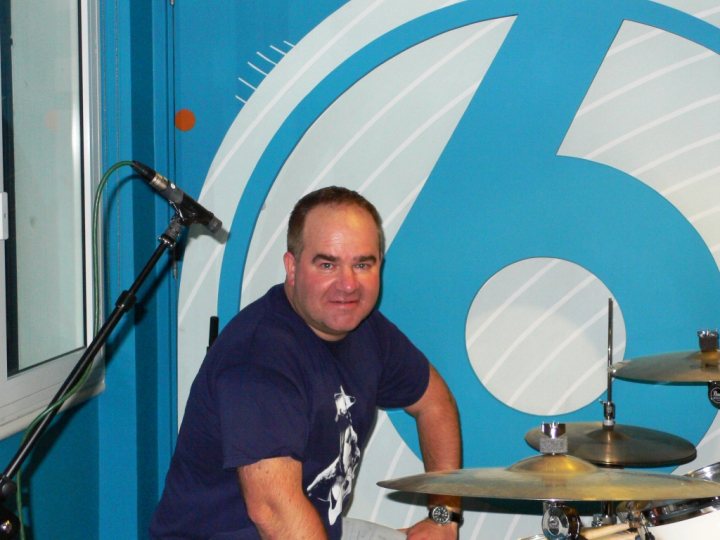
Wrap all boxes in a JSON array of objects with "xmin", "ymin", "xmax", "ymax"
[{"xmin": 403, "ymin": 518, "xmax": 459, "ymax": 539}]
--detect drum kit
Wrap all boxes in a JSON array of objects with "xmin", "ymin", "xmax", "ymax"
[{"xmin": 378, "ymin": 301, "xmax": 720, "ymax": 539}]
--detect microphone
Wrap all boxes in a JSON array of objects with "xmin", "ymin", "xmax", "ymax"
[{"xmin": 131, "ymin": 161, "xmax": 222, "ymax": 233}]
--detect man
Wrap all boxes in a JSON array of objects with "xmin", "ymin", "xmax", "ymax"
[{"xmin": 151, "ymin": 186, "xmax": 462, "ymax": 539}]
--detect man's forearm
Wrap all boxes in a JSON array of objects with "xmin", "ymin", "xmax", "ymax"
[
  {"xmin": 416, "ymin": 396, "xmax": 462, "ymax": 511},
  {"xmin": 407, "ymin": 365, "xmax": 463, "ymax": 511},
  {"xmin": 251, "ymin": 495, "xmax": 328, "ymax": 540},
  {"xmin": 238, "ymin": 457, "xmax": 329, "ymax": 540}
]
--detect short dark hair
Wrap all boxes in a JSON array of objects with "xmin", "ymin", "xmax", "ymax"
[{"xmin": 287, "ymin": 186, "xmax": 385, "ymax": 257}]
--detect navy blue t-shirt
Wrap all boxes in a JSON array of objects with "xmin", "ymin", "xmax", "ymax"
[{"xmin": 150, "ymin": 285, "xmax": 430, "ymax": 539}]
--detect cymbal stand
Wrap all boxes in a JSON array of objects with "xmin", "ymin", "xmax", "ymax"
[
  {"xmin": 594, "ymin": 298, "xmax": 617, "ymax": 527},
  {"xmin": 603, "ymin": 298, "xmax": 616, "ymax": 429}
]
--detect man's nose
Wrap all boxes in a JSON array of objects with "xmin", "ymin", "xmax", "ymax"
[{"xmin": 337, "ymin": 266, "xmax": 358, "ymax": 291}]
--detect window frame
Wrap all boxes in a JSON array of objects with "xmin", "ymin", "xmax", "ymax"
[{"xmin": 0, "ymin": 0, "xmax": 104, "ymax": 439}]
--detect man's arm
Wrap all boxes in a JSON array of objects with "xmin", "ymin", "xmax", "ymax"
[
  {"xmin": 403, "ymin": 364, "xmax": 462, "ymax": 539},
  {"xmin": 237, "ymin": 456, "xmax": 328, "ymax": 540}
]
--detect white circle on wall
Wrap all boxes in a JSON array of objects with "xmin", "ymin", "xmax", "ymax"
[{"xmin": 466, "ymin": 257, "xmax": 626, "ymax": 416}]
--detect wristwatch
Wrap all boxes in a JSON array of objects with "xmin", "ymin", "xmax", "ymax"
[{"xmin": 428, "ymin": 505, "xmax": 463, "ymax": 526}]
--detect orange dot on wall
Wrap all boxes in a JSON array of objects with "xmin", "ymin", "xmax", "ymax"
[{"xmin": 175, "ymin": 108, "xmax": 196, "ymax": 131}]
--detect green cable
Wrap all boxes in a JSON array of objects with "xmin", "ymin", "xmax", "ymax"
[{"xmin": 14, "ymin": 160, "xmax": 134, "ymax": 539}]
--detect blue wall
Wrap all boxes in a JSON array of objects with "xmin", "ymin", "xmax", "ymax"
[{"xmin": 97, "ymin": 0, "xmax": 175, "ymax": 538}]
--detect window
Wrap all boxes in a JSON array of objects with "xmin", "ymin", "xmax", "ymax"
[{"xmin": 0, "ymin": 0, "xmax": 102, "ymax": 438}]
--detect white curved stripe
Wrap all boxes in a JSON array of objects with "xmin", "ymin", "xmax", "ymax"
[
  {"xmin": 401, "ymin": 495, "xmax": 422, "ymax": 529},
  {"xmin": 577, "ymin": 51, "xmax": 713, "ymax": 117},
  {"xmin": 467, "ymin": 260, "xmax": 560, "ymax": 348},
  {"xmin": 605, "ymin": 6, "xmax": 720, "ymax": 58},
  {"xmin": 606, "ymin": 28, "xmax": 663, "ymax": 57},
  {"xmin": 696, "ymin": 6, "xmax": 720, "ymax": 18},
  {"xmin": 503, "ymin": 515, "xmax": 522, "ymax": 540},
  {"xmin": 661, "ymin": 165, "xmax": 720, "ymax": 196},
  {"xmin": 689, "ymin": 204, "xmax": 720, "ymax": 224},
  {"xmin": 200, "ymin": 0, "xmax": 386, "ymax": 197},
  {"xmin": 243, "ymin": 21, "xmax": 506, "ymax": 292},
  {"xmin": 507, "ymin": 307, "xmax": 606, "ymax": 407},
  {"xmin": 468, "ymin": 512, "xmax": 487, "ymax": 539},
  {"xmin": 632, "ymin": 132, "xmax": 720, "ymax": 176},
  {"xmin": 369, "ymin": 440, "xmax": 406, "ymax": 522},
  {"xmin": 383, "ymin": 182, "xmax": 425, "ymax": 231},
  {"xmin": 307, "ymin": 19, "xmax": 507, "ymax": 193},
  {"xmin": 357, "ymin": 80, "xmax": 482, "ymax": 193},
  {"xmin": 481, "ymin": 275, "xmax": 597, "ymax": 385},
  {"xmin": 178, "ymin": 244, "xmax": 224, "ymax": 324},
  {"xmin": 241, "ymin": 217, "xmax": 291, "ymax": 292},
  {"xmin": 583, "ymin": 94, "xmax": 720, "ymax": 160},
  {"xmin": 362, "ymin": 409, "xmax": 388, "ymax": 455},
  {"xmin": 549, "ymin": 357, "xmax": 604, "ymax": 415},
  {"xmin": 548, "ymin": 340, "xmax": 627, "ymax": 415}
]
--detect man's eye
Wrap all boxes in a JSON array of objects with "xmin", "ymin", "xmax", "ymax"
[
  {"xmin": 355, "ymin": 263, "xmax": 368, "ymax": 270},
  {"xmin": 320, "ymin": 262, "xmax": 334, "ymax": 270}
]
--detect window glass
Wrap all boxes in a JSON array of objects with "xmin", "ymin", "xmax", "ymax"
[
  {"xmin": 2, "ymin": 0, "xmax": 86, "ymax": 374},
  {"xmin": 0, "ymin": 0, "xmax": 100, "ymax": 437}
]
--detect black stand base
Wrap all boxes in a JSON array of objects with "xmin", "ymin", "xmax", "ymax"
[{"xmin": 0, "ymin": 503, "xmax": 19, "ymax": 539}]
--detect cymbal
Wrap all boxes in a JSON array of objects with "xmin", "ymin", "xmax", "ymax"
[
  {"xmin": 614, "ymin": 350, "xmax": 720, "ymax": 383},
  {"xmin": 377, "ymin": 454, "xmax": 720, "ymax": 502},
  {"xmin": 524, "ymin": 422, "xmax": 696, "ymax": 467}
]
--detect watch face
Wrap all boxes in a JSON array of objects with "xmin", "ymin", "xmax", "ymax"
[{"xmin": 431, "ymin": 506, "xmax": 451, "ymax": 524}]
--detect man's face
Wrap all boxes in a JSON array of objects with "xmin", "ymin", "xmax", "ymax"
[{"xmin": 284, "ymin": 203, "xmax": 382, "ymax": 341}]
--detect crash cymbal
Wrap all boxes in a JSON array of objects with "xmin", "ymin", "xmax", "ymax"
[
  {"xmin": 524, "ymin": 422, "xmax": 696, "ymax": 468},
  {"xmin": 614, "ymin": 350, "xmax": 720, "ymax": 383},
  {"xmin": 377, "ymin": 454, "xmax": 720, "ymax": 502}
]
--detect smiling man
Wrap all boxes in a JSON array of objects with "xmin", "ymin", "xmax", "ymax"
[
  {"xmin": 150, "ymin": 186, "xmax": 462, "ymax": 540},
  {"xmin": 283, "ymin": 198, "xmax": 382, "ymax": 341}
]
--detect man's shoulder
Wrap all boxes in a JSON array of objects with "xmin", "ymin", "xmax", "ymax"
[
  {"xmin": 359, "ymin": 308, "xmax": 402, "ymax": 337},
  {"xmin": 209, "ymin": 284, "xmax": 315, "ymax": 362},
  {"xmin": 222, "ymin": 284, "xmax": 291, "ymax": 333}
]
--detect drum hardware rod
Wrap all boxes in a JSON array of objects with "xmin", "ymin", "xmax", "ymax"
[
  {"xmin": 597, "ymin": 299, "xmax": 619, "ymax": 527},
  {"xmin": 629, "ymin": 513, "xmax": 654, "ymax": 540},
  {"xmin": 603, "ymin": 298, "xmax": 616, "ymax": 429}
]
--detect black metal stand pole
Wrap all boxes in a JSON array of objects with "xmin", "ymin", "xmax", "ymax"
[{"xmin": 0, "ymin": 216, "xmax": 184, "ymax": 539}]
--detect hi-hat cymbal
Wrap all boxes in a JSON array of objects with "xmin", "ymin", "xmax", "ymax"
[
  {"xmin": 524, "ymin": 422, "xmax": 696, "ymax": 468},
  {"xmin": 614, "ymin": 350, "xmax": 720, "ymax": 383},
  {"xmin": 377, "ymin": 454, "xmax": 720, "ymax": 502}
]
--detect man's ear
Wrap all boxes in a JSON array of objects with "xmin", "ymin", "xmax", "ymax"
[{"xmin": 283, "ymin": 251, "xmax": 296, "ymax": 286}]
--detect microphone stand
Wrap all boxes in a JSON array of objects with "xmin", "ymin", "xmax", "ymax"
[{"xmin": 0, "ymin": 214, "xmax": 187, "ymax": 539}]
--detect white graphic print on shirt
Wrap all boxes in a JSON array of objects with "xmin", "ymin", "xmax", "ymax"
[{"xmin": 306, "ymin": 386, "xmax": 361, "ymax": 525}]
